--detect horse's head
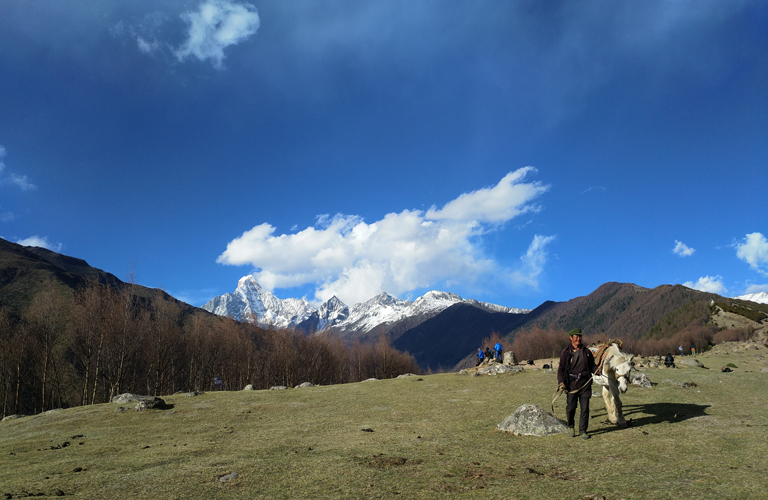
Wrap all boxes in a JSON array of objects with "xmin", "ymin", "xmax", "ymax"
[{"xmin": 614, "ymin": 354, "xmax": 633, "ymax": 394}]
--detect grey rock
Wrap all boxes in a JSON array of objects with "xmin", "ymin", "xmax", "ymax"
[
  {"xmin": 2, "ymin": 414, "xmax": 26, "ymax": 421},
  {"xmin": 503, "ymin": 351, "xmax": 518, "ymax": 366},
  {"xmin": 631, "ymin": 372, "xmax": 653, "ymax": 389},
  {"xmin": 761, "ymin": 368, "xmax": 768, "ymax": 373},
  {"xmin": 183, "ymin": 391, "xmax": 203, "ymax": 397},
  {"xmin": 269, "ymin": 385, "xmax": 288, "ymax": 390},
  {"xmin": 397, "ymin": 373, "xmax": 417, "ymax": 378},
  {"xmin": 295, "ymin": 382, "xmax": 315, "ymax": 388},
  {"xmin": 243, "ymin": 384, "xmax": 254, "ymax": 391},
  {"xmin": 114, "ymin": 407, "xmax": 128, "ymax": 412},
  {"xmin": 219, "ymin": 472, "xmax": 238, "ymax": 483},
  {"xmin": 112, "ymin": 393, "xmax": 152, "ymax": 404},
  {"xmin": 134, "ymin": 397, "xmax": 167, "ymax": 411},
  {"xmin": 679, "ymin": 357, "xmax": 705, "ymax": 368},
  {"xmin": 362, "ymin": 378, "xmax": 378, "ymax": 382},
  {"xmin": 478, "ymin": 364, "xmax": 524, "ymax": 376},
  {"xmin": 497, "ymin": 404, "xmax": 570, "ymax": 437}
]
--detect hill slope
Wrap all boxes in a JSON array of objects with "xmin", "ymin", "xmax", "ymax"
[
  {"xmin": 395, "ymin": 282, "xmax": 768, "ymax": 370},
  {"xmin": 0, "ymin": 237, "xmax": 201, "ymax": 320},
  {"xmin": 1, "ymin": 343, "xmax": 766, "ymax": 499}
]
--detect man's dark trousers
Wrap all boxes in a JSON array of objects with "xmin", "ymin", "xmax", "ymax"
[{"xmin": 566, "ymin": 392, "xmax": 590, "ymax": 434}]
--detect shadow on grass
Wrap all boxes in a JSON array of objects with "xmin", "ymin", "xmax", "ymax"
[{"xmin": 588, "ymin": 403, "xmax": 710, "ymax": 435}]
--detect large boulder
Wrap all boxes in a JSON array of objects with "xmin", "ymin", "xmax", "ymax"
[
  {"xmin": 478, "ymin": 364, "xmax": 524, "ymax": 375},
  {"xmin": 112, "ymin": 393, "xmax": 151, "ymax": 404},
  {"xmin": 679, "ymin": 357, "xmax": 705, "ymax": 368},
  {"xmin": 503, "ymin": 351, "xmax": 518, "ymax": 366},
  {"xmin": 630, "ymin": 371, "xmax": 652, "ymax": 388},
  {"xmin": 134, "ymin": 397, "xmax": 167, "ymax": 411},
  {"xmin": 497, "ymin": 404, "xmax": 570, "ymax": 436}
]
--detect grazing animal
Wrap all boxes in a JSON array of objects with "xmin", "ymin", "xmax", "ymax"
[{"xmin": 591, "ymin": 343, "xmax": 633, "ymax": 428}]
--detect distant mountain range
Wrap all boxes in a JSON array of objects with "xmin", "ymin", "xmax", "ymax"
[
  {"xmin": 3, "ymin": 237, "xmax": 766, "ymax": 373},
  {"xmin": 201, "ymin": 275, "xmax": 529, "ymax": 342}
]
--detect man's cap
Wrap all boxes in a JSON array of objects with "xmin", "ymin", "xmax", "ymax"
[{"xmin": 568, "ymin": 328, "xmax": 582, "ymax": 337}]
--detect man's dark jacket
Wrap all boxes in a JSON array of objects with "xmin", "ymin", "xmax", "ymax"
[{"xmin": 557, "ymin": 344, "xmax": 597, "ymax": 393}]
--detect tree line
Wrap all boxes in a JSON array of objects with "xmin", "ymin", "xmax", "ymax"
[
  {"xmin": 0, "ymin": 280, "xmax": 420, "ymax": 418},
  {"xmin": 505, "ymin": 323, "xmax": 754, "ymax": 362}
]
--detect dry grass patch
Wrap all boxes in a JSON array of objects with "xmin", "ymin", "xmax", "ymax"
[{"xmin": 2, "ymin": 344, "xmax": 768, "ymax": 499}]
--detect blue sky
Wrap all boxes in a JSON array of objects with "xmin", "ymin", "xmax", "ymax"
[{"xmin": 1, "ymin": 1, "xmax": 766, "ymax": 310}]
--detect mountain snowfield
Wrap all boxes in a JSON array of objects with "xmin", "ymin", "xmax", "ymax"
[
  {"xmin": 202, "ymin": 275, "xmax": 529, "ymax": 334},
  {"xmin": 734, "ymin": 292, "xmax": 768, "ymax": 305}
]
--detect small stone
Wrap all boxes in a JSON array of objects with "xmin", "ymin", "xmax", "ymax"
[{"xmin": 219, "ymin": 472, "xmax": 238, "ymax": 483}]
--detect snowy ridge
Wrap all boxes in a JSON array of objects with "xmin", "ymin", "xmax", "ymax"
[
  {"xmin": 203, "ymin": 275, "xmax": 531, "ymax": 333},
  {"xmin": 734, "ymin": 292, "xmax": 768, "ymax": 305},
  {"xmin": 202, "ymin": 275, "xmax": 314, "ymax": 328}
]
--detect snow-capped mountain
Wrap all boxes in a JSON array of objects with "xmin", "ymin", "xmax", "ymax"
[
  {"xmin": 202, "ymin": 275, "xmax": 314, "ymax": 328},
  {"xmin": 734, "ymin": 292, "xmax": 768, "ymax": 305},
  {"xmin": 203, "ymin": 275, "xmax": 530, "ymax": 335}
]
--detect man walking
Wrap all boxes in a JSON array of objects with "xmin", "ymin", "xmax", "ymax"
[{"xmin": 557, "ymin": 328, "xmax": 597, "ymax": 439}]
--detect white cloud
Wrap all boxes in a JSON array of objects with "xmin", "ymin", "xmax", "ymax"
[
  {"xmin": 744, "ymin": 283, "xmax": 768, "ymax": 294},
  {"xmin": 735, "ymin": 232, "xmax": 768, "ymax": 276},
  {"xmin": 0, "ymin": 145, "xmax": 37, "ymax": 191},
  {"xmin": 672, "ymin": 240, "xmax": 695, "ymax": 257},
  {"xmin": 509, "ymin": 234, "xmax": 556, "ymax": 290},
  {"xmin": 426, "ymin": 167, "xmax": 548, "ymax": 224},
  {"xmin": 683, "ymin": 275, "xmax": 727, "ymax": 295},
  {"xmin": 175, "ymin": 0, "xmax": 260, "ymax": 69},
  {"xmin": 218, "ymin": 168, "xmax": 551, "ymax": 305},
  {"xmin": 137, "ymin": 36, "xmax": 161, "ymax": 55},
  {"xmin": 16, "ymin": 236, "xmax": 62, "ymax": 252}
]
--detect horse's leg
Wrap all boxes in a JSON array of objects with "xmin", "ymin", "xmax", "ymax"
[
  {"xmin": 612, "ymin": 382, "xmax": 626, "ymax": 428},
  {"xmin": 602, "ymin": 384, "xmax": 617, "ymax": 424}
]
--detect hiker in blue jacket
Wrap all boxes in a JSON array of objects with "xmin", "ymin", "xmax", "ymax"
[
  {"xmin": 476, "ymin": 348, "xmax": 485, "ymax": 366},
  {"xmin": 494, "ymin": 342, "xmax": 504, "ymax": 362}
]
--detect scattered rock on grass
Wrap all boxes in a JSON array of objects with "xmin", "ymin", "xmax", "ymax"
[
  {"xmin": 478, "ymin": 364, "xmax": 524, "ymax": 375},
  {"xmin": 112, "ymin": 393, "xmax": 151, "ymax": 404},
  {"xmin": 631, "ymin": 372, "xmax": 652, "ymax": 388},
  {"xmin": 295, "ymin": 382, "xmax": 315, "ymax": 388},
  {"xmin": 243, "ymin": 384, "xmax": 254, "ymax": 391},
  {"xmin": 269, "ymin": 385, "xmax": 288, "ymax": 390},
  {"xmin": 134, "ymin": 397, "xmax": 167, "ymax": 411},
  {"xmin": 679, "ymin": 358, "xmax": 705, "ymax": 368},
  {"xmin": 497, "ymin": 404, "xmax": 569, "ymax": 437},
  {"xmin": 219, "ymin": 472, "xmax": 238, "ymax": 483}
]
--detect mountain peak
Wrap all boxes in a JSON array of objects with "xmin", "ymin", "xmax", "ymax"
[
  {"xmin": 204, "ymin": 274, "xmax": 525, "ymax": 336},
  {"xmin": 735, "ymin": 292, "xmax": 768, "ymax": 305}
]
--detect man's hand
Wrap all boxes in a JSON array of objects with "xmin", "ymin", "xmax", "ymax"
[{"xmin": 559, "ymin": 382, "xmax": 565, "ymax": 389}]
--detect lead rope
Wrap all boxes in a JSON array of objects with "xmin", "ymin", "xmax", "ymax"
[{"xmin": 550, "ymin": 374, "xmax": 594, "ymax": 417}]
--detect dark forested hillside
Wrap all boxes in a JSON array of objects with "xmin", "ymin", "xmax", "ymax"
[
  {"xmin": 392, "ymin": 301, "xmax": 556, "ymax": 371},
  {"xmin": 397, "ymin": 282, "xmax": 767, "ymax": 371},
  {"xmin": 0, "ymin": 239, "xmax": 420, "ymax": 418}
]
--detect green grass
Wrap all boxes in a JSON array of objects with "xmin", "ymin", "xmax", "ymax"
[{"xmin": 2, "ymin": 344, "xmax": 768, "ymax": 499}]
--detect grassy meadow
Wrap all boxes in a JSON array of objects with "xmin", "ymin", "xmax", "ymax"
[{"xmin": 2, "ymin": 342, "xmax": 767, "ymax": 499}]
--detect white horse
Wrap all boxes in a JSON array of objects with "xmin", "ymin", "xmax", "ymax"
[{"xmin": 592, "ymin": 343, "xmax": 633, "ymax": 428}]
